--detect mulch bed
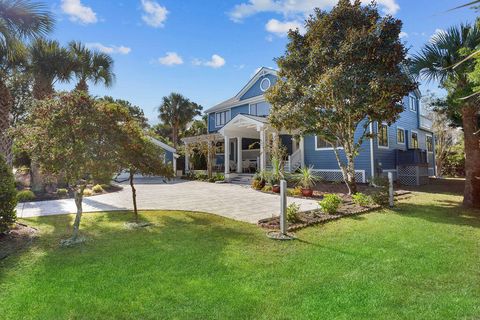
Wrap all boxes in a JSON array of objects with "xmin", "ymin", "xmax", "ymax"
[
  {"xmin": 21, "ymin": 184, "xmax": 123, "ymax": 202},
  {"xmin": 0, "ymin": 223, "xmax": 38, "ymax": 260},
  {"xmin": 258, "ymin": 190, "xmax": 412, "ymax": 232}
]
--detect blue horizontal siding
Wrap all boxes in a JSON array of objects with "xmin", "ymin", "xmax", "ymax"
[{"xmin": 240, "ymin": 74, "xmax": 277, "ymax": 100}]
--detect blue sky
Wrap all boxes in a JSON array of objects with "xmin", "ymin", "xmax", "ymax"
[{"xmin": 49, "ymin": 0, "xmax": 478, "ymax": 124}]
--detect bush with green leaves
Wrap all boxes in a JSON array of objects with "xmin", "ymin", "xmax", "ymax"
[
  {"xmin": 262, "ymin": 185, "xmax": 273, "ymax": 192},
  {"xmin": 0, "ymin": 155, "xmax": 17, "ymax": 233},
  {"xmin": 194, "ymin": 172, "xmax": 208, "ymax": 181},
  {"xmin": 83, "ymin": 189, "xmax": 93, "ymax": 197},
  {"xmin": 371, "ymin": 188, "xmax": 389, "ymax": 206},
  {"xmin": 286, "ymin": 203, "xmax": 300, "ymax": 223},
  {"xmin": 287, "ymin": 187, "xmax": 302, "ymax": 197},
  {"xmin": 252, "ymin": 179, "xmax": 264, "ymax": 190},
  {"xmin": 352, "ymin": 192, "xmax": 373, "ymax": 206},
  {"xmin": 319, "ymin": 194, "xmax": 342, "ymax": 214},
  {"xmin": 92, "ymin": 184, "xmax": 104, "ymax": 193},
  {"xmin": 57, "ymin": 188, "xmax": 68, "ymax": 197},
  {"xmin": 16, "ymin": 190, "xmax": 36, "ymax": 202}
]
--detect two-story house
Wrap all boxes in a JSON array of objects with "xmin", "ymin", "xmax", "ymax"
[{"xmin": 188, "ymin": 67, "xmax": 435, "ymax": 184}]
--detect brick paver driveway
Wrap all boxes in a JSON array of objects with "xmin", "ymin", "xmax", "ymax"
[{"xmin": 16, "ymin": 179, "xmax": 319, "ymax": 223}]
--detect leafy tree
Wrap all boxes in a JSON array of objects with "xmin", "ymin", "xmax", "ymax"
[
  {"xmin": 7, "ymin": 69, "xmax": 34, "ymax": 127},
  {"xmin": 183, "ymin": 116, "xmax": 208, "ymax": 137},
  {"xmin": 411, "ymin": 24, "xmax": 480, "ymax": 208},
  {"xmin": 29, "ymin": 38, "xmax": 73, "ymax": 99},
  {"xmin": 266, "ymin": 0, "xmax": 416, "ymax": 194},
  {"xmin": 0, "ymin": 0, "xmax": 53, "ymax": 164},
  {"xmin": 68, "ymin": 41, "xmax": 115, "ymax": 93},
  {"xmin": 100, "ymin": 96, "xmax": 150, "ymax": 128},
  {"xmin": 0, "ymin": 153, "xmax": 17, "ymax": 233},
  {"xmin": 18, "ymin": 92, "xmax": 119, "ymax": 242},
  {"xmin": 158, "ymin": 92, "xmax": 202, "ymax": 148},
  {"xmin": 151, "ymin": 122, "xmax": 173, "ymax": 144}
]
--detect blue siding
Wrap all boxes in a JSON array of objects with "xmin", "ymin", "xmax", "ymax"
[
  {"xmin": 231, "ymin": 104, "xmax": 249, "ymax": 118},
  {"xmin": 240, "ymin": 74, "xmax": 277, "ymax": 100},
  {"xmin": 304, "ymin": 120, "xmax": 373, "ymax": 181},
  {"xmin": 208, "ymin": 113, "xmax": 216, "ymax": 133}
]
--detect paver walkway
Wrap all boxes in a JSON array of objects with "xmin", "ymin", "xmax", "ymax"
[{"xmin": 16, "ymin": 179, "xmax": 319, "ymax": 224}]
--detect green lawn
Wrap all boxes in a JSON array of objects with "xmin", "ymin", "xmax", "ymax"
[{"xmin": 1, "ymin": 189, "xmax": 479, "ymax": 319}]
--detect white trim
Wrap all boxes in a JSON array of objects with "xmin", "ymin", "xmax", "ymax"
[
  {"xmin": 314, "ymin": 136, "xmax": 343, "ymax": 151},
  {"xmin": 148, "ymin": 136, "xmax": 177, "ymax": 153},
  {"xmin": 396, "ymin": 126, "xmax": 405, "ymax": 145},
  {"xmin": 410, "ymin": 130, "xmax": 419, "ymax": 149},
  {"xmin": 382, "ymin": 169, "xmax": 397, "ymax": 173},
  {"xmin": 260, "ymin": 77, "xmax": 271, "ymax": 92},
  {"xmin": 215, "ymin": 110, "xmax": 231, "ymax": 128},
  {"xmin": 377, "ymin": 122, "xmax": 389, "ymax": 149},
  {"xmin": 369, "ymin": 122, "xmax": 375, "ymax": 179}
]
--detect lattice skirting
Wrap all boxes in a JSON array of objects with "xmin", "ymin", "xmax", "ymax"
[
  {"xmin": 397, "ymin": 165, "xmax": 429, "ymax": 186},
  {"xmin": 380, "ymin": 170, "xmax": 397, "ymax": 181},
  {"xmin": 311, "ymin": 169, "xmax": 366, "ymax": 183}
]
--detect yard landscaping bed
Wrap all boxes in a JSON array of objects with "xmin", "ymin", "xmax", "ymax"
[{"xmin": 0, "ymin": 223, "xmax": 37, "ymax": 260}]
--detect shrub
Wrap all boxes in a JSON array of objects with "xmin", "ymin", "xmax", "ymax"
[
  {"xmin": 100, "ymin": 184, "xmax": 110, "ymax": 190},
  {"xmin": 194, "ymin": 172, "xmax": 208, "ymax": 181},
  {"xmin": 352, "ymin": 192, "xmax": 373, "ymax": 206},
  {"xmin": 252, "ymin": 179, "xmax": 264, "ymax": 190},
  {"xmin": 262, "ymin": 185, "xmax": 273, "ymax": 192},
  {"xmin": 213, "ymin": 173, "xmax": 225, "ymax": 182},
  {"xmin": 92, "ymin": 184, "xmax": 104, "ymax": 193},
  {"xmin": 370, "ymin": 176, "xmax": 389, "ymax": 188},
  {"xmin": 0, "ymin": 155, "xmax": 17, "ymax": 233},
  {"xmin": 16, "ymin": 190, "xmax": 36, "ymax": 202},
  {"xmin": 287, "ymin": 187, "xmax": 302, "ymax": 196},
  {"xmin": 371, "ymin": 188, "xmax": 389, "ymax": 206},
  {"xmin": 83, "ymin": 188, "xmax": 93, "ymax": 197},
  {"xmin": 286, "ymin": 203, "xmax": 300, "ymax": 223},
  {"xmin": 295, "ymin": 166, "xmax": 318, "ymax": 189},
  {"xmin": 57, "ymin": 188, "xmax": 68, "ymax": 197},
  {"xmin": 319, "ymin": 194, "xmax": 342, "ymax": 214}
]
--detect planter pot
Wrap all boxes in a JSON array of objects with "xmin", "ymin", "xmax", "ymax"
[
  {"xmin": 301, "ymin": 188, "xmax": 313, "ymax": 197},
  {"xmin": 272, "ymin": 185, "xmax": 281, "ymax": 193}
]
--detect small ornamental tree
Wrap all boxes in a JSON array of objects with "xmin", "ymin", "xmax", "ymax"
[
  {"xmin": 0, "ymin": 154, "xmax": 17, "ymax": 233},
  {"xmin": 265, "ymin": 0, "xmax": 416, "ymax": 194},
  {"xmin": 19, "ymin": 92, "xmax": 118, "ymax": 243},
  {"xmin": 99, "ymin": 99, "xmax": 174, "ymax": 222}
]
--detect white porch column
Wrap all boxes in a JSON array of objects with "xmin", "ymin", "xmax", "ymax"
[
  {"xmin": 185, "ymin": 143, "xmax": 190, "ymax": 172},
  {"xmin": 224, "ymin": 135, "xmax": 230, "ymax": 177},
  {"xmin": 173, "ymin": 157, "xmax": 177, "ymax": 176},
  {"xmin": 236, "ymin": 137, "xmax": 242, "ymax": 173},
  {"xmin": 259, "ymin": 128, "xmax": 266, "ymax": 171},
  {"xmin": 300, "ymin": 136, "xmax": 305, "ymax": 168}
]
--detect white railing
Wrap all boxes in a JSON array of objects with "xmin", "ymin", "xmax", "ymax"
[{"xmin": 287, "ymin": 149, "xmax": 302, "ymax": 173}]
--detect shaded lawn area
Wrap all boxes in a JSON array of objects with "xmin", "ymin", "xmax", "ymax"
[{"xmin": 1, "ymin": 192, "xmax": 479, "ymax": 319}]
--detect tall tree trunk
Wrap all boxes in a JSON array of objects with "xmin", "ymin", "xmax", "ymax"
[
  {"xmin": 72, "ymin": 184, "xmax": 86, "ymax": 240},
  {"xmin": 129, "ymin": 170, "xmax": 138, "ymax": 222},
  {"xmin": 332, "ymin": 147, "xmax": 357, "ymax": 195},
  {"xmin": 172, "ymin": 123, "xmax": 178, "ymax": 149},
  {"xmin": 32, "ymin": 77, "xmax": 54, "ymax": 100},
  {"xmin": 462, "ymin": 105, "xmax": 480, "ymax": 208},
  {"xmin": 75, "ymin": 79, "xmax": 89, "ymax": 93},
  {"xmin": 0, "ymin": 79, "xmax": 13, "ymax": 166}
]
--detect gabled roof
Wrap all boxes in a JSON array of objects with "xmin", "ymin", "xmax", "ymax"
[
  {"xmin": 204, "ymin": 67, "xmax": 277, "ymax": 114},
  {"xmin": 148, "ymin": 136, "xmax": 177, "ymax": 154}
]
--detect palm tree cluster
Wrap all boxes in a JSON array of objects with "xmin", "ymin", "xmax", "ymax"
[{"xmin": 0, "ymin": 0, "xmax": 115, "ymax": 165}]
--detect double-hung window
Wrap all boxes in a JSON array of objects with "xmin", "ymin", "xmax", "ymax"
[
  {"xmin": 397, "ymin": 128, "xmax": 405, "ymax": 144},
  {"xmin": 215, "ymin": 110, "xmax": 230, "ymax": 127},
  {"xmin": 378, "ymin": 123, "xmax": 389, "ymax": 148},
  {"xmin": 315, "ymin": 136, "xmax": 341, "ymax": 150},
  {"xmin": 409, "ymin": 95, "xmax": 417, "ymax": 112},
  {"xmin": 411, "ymin": 131, "xmax": 419, "ymax": 149},
  {"xmin": 426, "ymin": 135, "xmax": 433, "ymax": 152}
]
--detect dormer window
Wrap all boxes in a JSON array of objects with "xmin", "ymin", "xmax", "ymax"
[{"xmin": 260, "ymin": 78, "xmax": 271, "ymax": 92}]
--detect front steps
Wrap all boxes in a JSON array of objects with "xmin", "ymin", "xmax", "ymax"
[{"xmin": 228, "ymin": 174, "xmax": 253, "ymax": 185}]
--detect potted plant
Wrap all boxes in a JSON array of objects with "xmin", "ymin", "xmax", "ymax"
[{"xmin": 296, "ymin": 166, "xmax": 318, "ymax": 197}]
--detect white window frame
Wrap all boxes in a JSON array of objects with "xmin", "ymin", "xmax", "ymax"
[
  {"xmin": 426, "ymin": 134, "xmax": 434, "ymax": 153},
  {"xmin": 377, "ymin": 122, "xmax": 389, "ymax": 149},
  {"xmin": 259, "ymin": 77, "xmax": 271, "ymax": 92},
  {"xmin": 409, "ymin": 95, "xmax": 417, "ymax": 113},
  {"xmin": 249, "ymin": 101, "xmax": 270, "ymax": 117},
  {"xmin": 215, "ymin": 110, "xmax": 230, "ymax": 128},
  {"xmin": 410, "ymin": 130, "xmax": 419, "ymax": 149},
  {"xmin": 396, "ymin": 127, "xmax": 405, "ymax": 145},
  {"xmin": 315, "ymin": 136, "xmax": 343, "ymax": 151}
]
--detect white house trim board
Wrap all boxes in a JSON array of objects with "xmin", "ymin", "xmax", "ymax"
[
  {"xmin": 148, "ymin": 136, "xmax": 176, "ymax": 154},
  {"xmin": 314, "ymin": 136, "xmax": 343, "ymax": 151},
  {"xmin": 234, "ymin": 67, "xmax": 277, "ymax": 100}
]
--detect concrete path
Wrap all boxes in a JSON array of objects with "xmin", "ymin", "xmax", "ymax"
[{"xmin": 16, "ymin": 179, "xmax": 319, "ymax": 224}]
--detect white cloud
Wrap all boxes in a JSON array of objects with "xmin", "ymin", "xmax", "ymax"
[
  {"xmin": 399, "ymin": 31, "xmax": 408, "ymax": 39},
  {"xmin": 193, "ymin": 54, "xmax": 226, "ymax": 69},
  {"xmin": 86, "ymin": 43, "xmax": 131, "ymax": 55},
  {"xmin": 61, "ymin": 0, "xmax": 97, "ymax": 24},
  {"xmin": 157, "ymin": 52, "xmax": 183, "ymax": 66},
  {"xmin": 266, "ymin": 18, "xmax": 305, "ymax": 36},
  {"xmin": 229, "ymin": 0, "xmax": 400, "ymax": 22},
  {"xmin": 141, "ymin": 0, "xmax": 168, "ymax": 28}
]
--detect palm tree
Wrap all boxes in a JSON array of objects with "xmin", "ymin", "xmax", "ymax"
[
  {"xmin": 158, "ymin": 93, "xmax": 202, "ymax": 148},
  {"xmin": 29, "ymin": 38, "xmax": 73, "ymax": 99},
  {"xmin": 68, "ymin": 41, "xmax": 115, "ymax": 93},
  {"xmin": 0, "ymin": 0, "xmax": 53, "ymax": 164},
  {"xmin": 410, "ymin": 24, "xmax": 480, "ymax": 208}
]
